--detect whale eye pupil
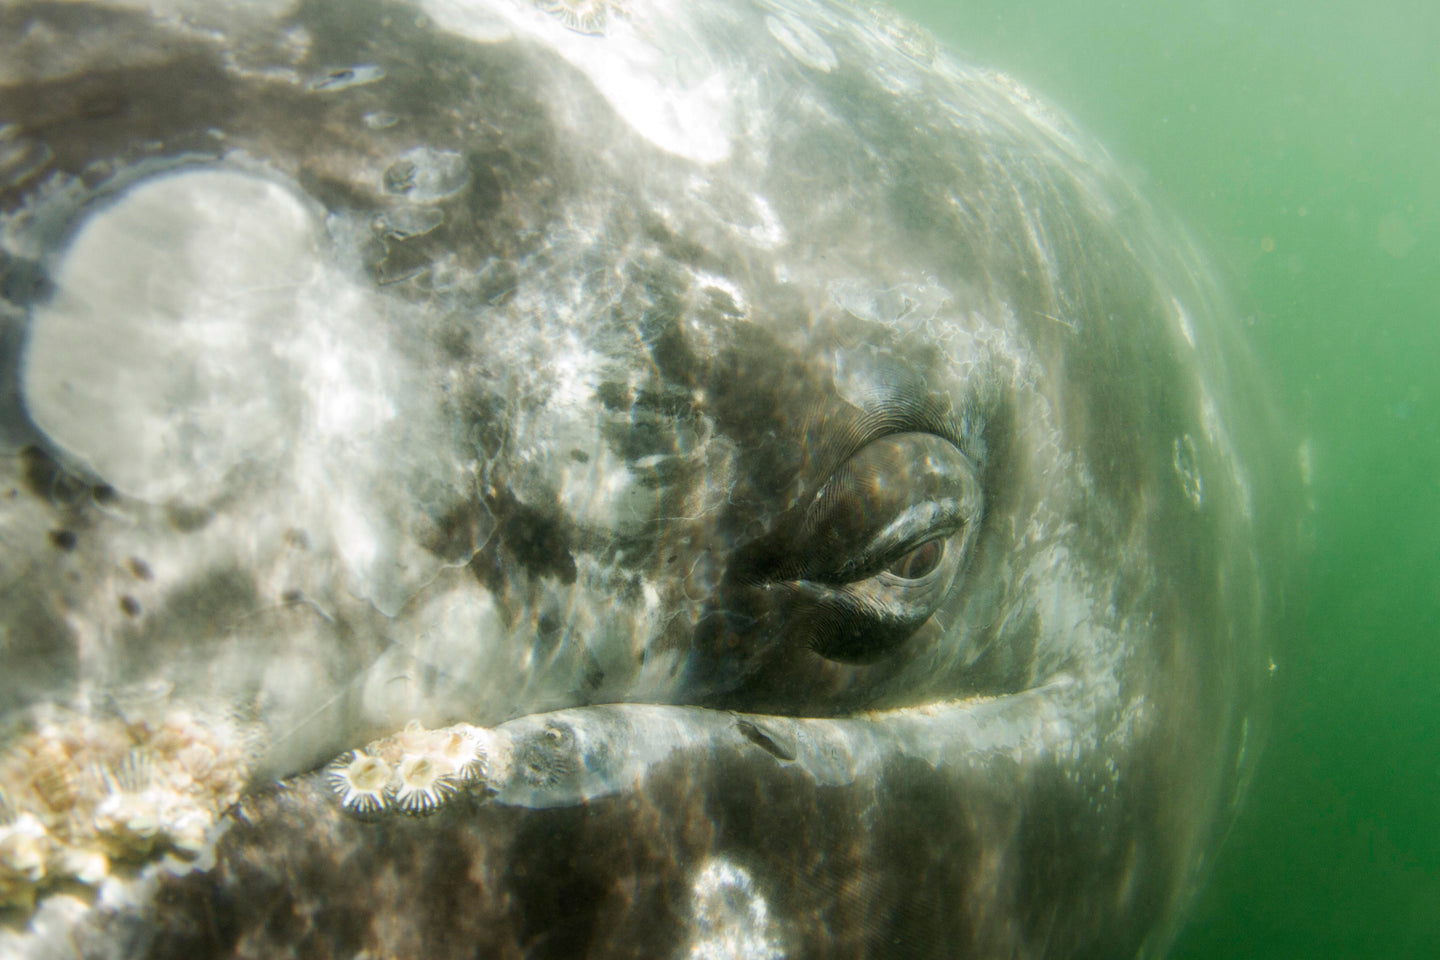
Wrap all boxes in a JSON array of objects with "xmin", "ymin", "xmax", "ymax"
[{"xmin": 887, "ymin": 538, "xmax": 944, "ymax": 580}]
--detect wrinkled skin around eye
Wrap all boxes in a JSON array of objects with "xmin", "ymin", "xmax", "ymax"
[
  {"xmin": 801, "ymin": 432, "xmax": 981, "ymax": 586},
  {"xmin": 687, "ymin": 432, "xmax": 983, "ymax": 703}
]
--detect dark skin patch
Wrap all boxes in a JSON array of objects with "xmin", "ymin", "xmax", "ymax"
[
  {"xmin": 602, "ymin": 415, "xmax": 676, "ymax": 463},
  {"xmin": 735, "ymin": 718, "xmax": 796, "ymax": 762},
  {"xmin": 373, "ymin": 231, "xmax": 444, "ymax": 285},
  {"xmin": 501, "ymin": 505, "xmax": 576, "ymax": 585},
  {"xmin": 595, "ymin": 381, "xmax": 631, "ymax": 411},
  {"xmin": 1012, "ymin": 755, "xmax": 1174, "ymax": 957},
  {"xmin": 473, "ymin": 257, "xmax": 519, "ymax": 307},
  {"xmin": 534, "ymin": 611, "xmax": 565, "ymax": 662},
  {"xmin": 118, "ymin": 567, "xmax": 262, "ymax": 673},
  {"xmin": 639, "ymin": 210, "xmax": 714, "ymax": 268},
  {"xmin": 632, "ymin": 387, "xmax": 697, "ymax": 419},
  {"xmin": 164, "ymin": 502, "xmax": 213, "ymax": 533},
  {"xmin": 0, "ymin": 253, "xmax": 51, "ymax": 304},
  {"xmin": 465, "ymin": 154, "xmax": 505, "ymax": 221},
  {"xmin": 435, "ymin": 320, "xmax": 472, "ymax": 361},
  {"xmin": 420, "ymin": 498, "xmax": 487, "ymax": 564},
  {"xmin": 2, "ymin": 58, "xmax": 228, "ymax": 193},
  {"xmin": 505, "ymin": 808, "xmax": 609, "ymax": 960},
  {"xmin": 0, "ymin": 586, "xmax": 77, "ymax": 716},
  {"xmin": 274, "ymin": 0, "xmax": 580, "ymax": 276},
  {"xmin": 473, "ymin": 487, "xmax": 577, "ymax": 587},
  {"xmin": 17, "ymin": 446, "xmax": 86, "ymax": 506},
  {"xmin": 597, "ymin": 528, "xmax": 669, "ymax": 573},
  {"xmin": 454, "ymin": 389, "xmax": 509, "ymax": 460}
]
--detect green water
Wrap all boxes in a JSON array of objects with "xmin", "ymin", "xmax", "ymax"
[{"xmin": 889, "ymin": 1, "xmax": 1440, "ymax": 956}]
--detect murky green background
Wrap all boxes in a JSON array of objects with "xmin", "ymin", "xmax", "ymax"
[{"xmin": 889, "ymin": 1, "xmax": 1440, "ymax": 956}]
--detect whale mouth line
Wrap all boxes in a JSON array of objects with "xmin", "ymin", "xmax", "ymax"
[{"xmin": 321, "ymin": 677, "xmax": 1079, "ymax": 816}]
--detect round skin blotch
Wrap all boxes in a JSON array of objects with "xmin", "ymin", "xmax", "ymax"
[
  {"xmin": 21, "ymin": 170, "xmax": 319, "ymax": 504},
  {"xmin": 514, "ymin": 723, "xmax": 579, "ymax": 790}
]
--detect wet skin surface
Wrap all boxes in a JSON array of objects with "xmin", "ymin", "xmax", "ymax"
[{"xmin": 0, "ymin": 1, "xmax": 1299, "ymax": 956}]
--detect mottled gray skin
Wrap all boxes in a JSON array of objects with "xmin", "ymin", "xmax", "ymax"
[{"xmin": 0, "ymin": 0, "xmax": 1298, "ymax": 957}]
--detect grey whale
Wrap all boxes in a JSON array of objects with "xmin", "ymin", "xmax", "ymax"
[{"xmin": 0, "ymin": 0, "xmax": 1299, "ymax": 956}]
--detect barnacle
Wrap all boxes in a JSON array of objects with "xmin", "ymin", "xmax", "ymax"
[
  {"xmin": 429, "ymin": 725, "xmax": 491, "ymax": 782},
  {"xmin": 26, "ymin": 739, "xmax": 82, "ymax": 814},
  {"xmin": 326, "ymin": 721, "xmax": 505, "ymax": 819},
  {"xmin": 0, "ymin": 813, "xmax": 49, "ymax": 907},
  {"xmin": 533, "ymin": 0, "xmax": 617, "ymax": 35},
  {"xmin": 326, "ymin": 751, "xmax": 393, "ymax": 817},
  {"xmin": 393, "ymin": 754, "xmax": 457, "ymax": 817},
  {"xmin": 0, "ymin": 702, "xmax": 253, "ymax": 911},
  {"xmin": 111, "ymin": 748, "xmax": 158, "ymax": 794},
  {"xmin": 56, "ymin": 843, "xmax": 108, "ymax": 885}
]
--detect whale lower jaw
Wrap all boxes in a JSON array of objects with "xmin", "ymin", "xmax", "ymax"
[{"xmin": 114, "ymin": 674, "xmax": 1152, "ymax": 960}]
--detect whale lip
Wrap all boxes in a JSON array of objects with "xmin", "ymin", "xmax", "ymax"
[{"xmin": 315, "ymin": 675, "xmax": 1082, "ymax": 817}]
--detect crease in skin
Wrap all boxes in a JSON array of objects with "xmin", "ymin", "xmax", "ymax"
[{"xmin": 327, "ymin": 677, "xmax": 1083, "ymax": 814}]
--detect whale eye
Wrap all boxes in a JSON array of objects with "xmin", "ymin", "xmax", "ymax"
[
  {"xmin": 697, "ymin": 431, "xmax": 984, "ymax": 693},
  {"xmin": 886, "ymin": 537, "xmax": 944, "ymax": 580},
  {"xmin": 781, "ymin": 431, "xmax": 982, "ymax": 663}
]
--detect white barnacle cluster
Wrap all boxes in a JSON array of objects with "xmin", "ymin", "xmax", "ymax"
[
  {"xmin": 326, "ymin": 721, "xmax": 508, "ymax": 818},
  {"xmin": 0, "ymin": 705, "xmax": 253, "ymax": 910},
  {"xmin": 533, "ymin": 0, "xmax": 618, "ymax": 36}
]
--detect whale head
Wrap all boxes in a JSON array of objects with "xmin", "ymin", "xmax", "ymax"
[{"xmin": 0, "ymin": 1, "xmax": 1299, "ymax": 956}]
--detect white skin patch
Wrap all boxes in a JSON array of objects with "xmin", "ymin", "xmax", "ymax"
[
  {"xmin": 22, "ymin": 170, "xmax": 319, "ymax": 504},
  {"xmin": 21, "ymin": 168, "xmax": 476, "ymax": 617},
  {"xmin": 465, "ymin": 0, "xmax": 735, "ymax": 163},
  {"xmin": 419, "ymin": 0, "xmax": 515, "ymax": 43},
  {"xmin": 765, "ymin": 14, "xmax": 838, "ymax": 73},
  {"xmin": 683, "ymin": 857, "xmax": 786, "ymax": 960}
]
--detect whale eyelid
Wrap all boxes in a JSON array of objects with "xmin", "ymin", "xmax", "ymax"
[
  {"xmin": 777, "ymin": 429, "xmax": 982, "ymax": 662},
  {"xmin": 814, "ymin": 394, "xmax": 985, "ymax": 486},
  {"xmin": 825, "ymin": 499, "xmax": 967, "ymax": 585}
]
